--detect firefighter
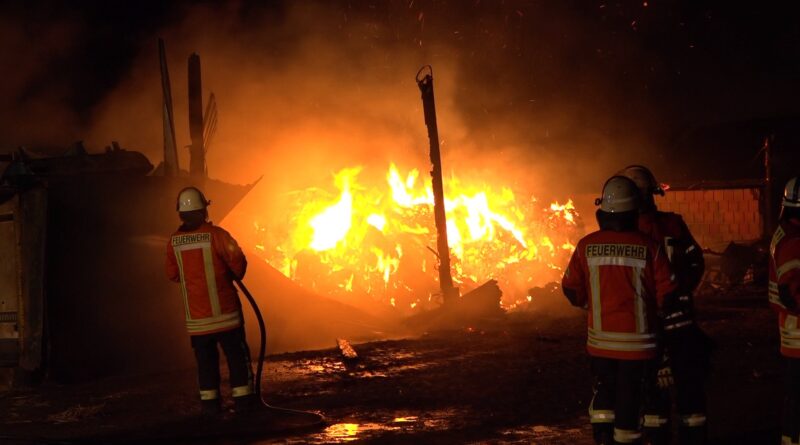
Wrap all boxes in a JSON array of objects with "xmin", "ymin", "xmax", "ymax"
[
  {"xmin": 563, "ymin": 176, "xmax": 678, "ymax": 445},
  {"xmin": 165, "ymin": 186, "xmax": 256, "ymax": 417},
  {"xmin": 769, "ymin": 177, "xmax": 800, "ymax": 445},
  {"xmin": 619, "ymin": 165, "xmax": 709, "ymax": 444}
]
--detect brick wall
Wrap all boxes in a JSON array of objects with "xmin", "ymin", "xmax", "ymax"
[{"xmin": 655, "ymin": 187, "xmax": 762, "ymax": 251}]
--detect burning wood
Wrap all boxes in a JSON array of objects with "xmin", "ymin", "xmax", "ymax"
[
  {"xmin": 250, "ymin": 67, "xmax": 581, "ymax": 312},
  {"xmin": 336, "ymin": 338, "xmax": 359, "ymax": 361},
  {"xmin": 405, "ymin": 279, "xmax": 504, "ymax": 330}
]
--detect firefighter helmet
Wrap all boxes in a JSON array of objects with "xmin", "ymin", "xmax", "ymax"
[
  {"xmin": 619, "ymin": 165, "xmax": 664, "ymax": 196},
  {"xmin": 176, "ymin": 187, "xmax": 210, "ymax": 212},
  {"xmin": 595, "ymin": 176, "xmax": 640, "ymax": 213},
  {"xmin": 784, "ymin": 177, "xmax": 800, "ymax": 208}
]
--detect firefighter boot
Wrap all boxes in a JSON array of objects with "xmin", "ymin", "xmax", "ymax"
[
  {"xmin": 200, "ymin": 399, "xmax": 222, "ymax": 419},
  {"xmin": 678, "ymin": 419, "xmax": 707, "ymax": 445},
  {"xmin": 593, "ymin": 427, "xmax": 613, "ymax": 445},
  {"xmin": 234, "ymin": 394, "xmax": 260, "ymax": 414}
]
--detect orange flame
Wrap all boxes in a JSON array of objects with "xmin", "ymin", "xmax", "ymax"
[{"xmin": 253, "ymin": 163, "xmax": 580, "ymax": 310}]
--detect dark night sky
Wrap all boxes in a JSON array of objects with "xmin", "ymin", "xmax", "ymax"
[{"xmin": 1, "ymin": 0, "xmax": 799, "ymax": 185}]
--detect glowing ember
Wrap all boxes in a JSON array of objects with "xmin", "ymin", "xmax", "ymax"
[{"xmin": 253, "ymin": 163, "xmax": 580, "ymax": 311}]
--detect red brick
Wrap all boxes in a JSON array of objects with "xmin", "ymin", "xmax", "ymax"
[
  {"xmin": 713, "ymin": 190, "xmax": 724, "ymax": 202},
  {"xmin": 703, "ymin": 190, "xmax": 714, "ymax": 201},
  {"xmin": 724, "ymin": 200, "xmax": 733, "ymax": 211}
]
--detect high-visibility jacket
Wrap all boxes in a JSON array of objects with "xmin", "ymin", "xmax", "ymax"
[
  {"xmin": 769, "ymin": 221, "xmax": 800, "ymax": 358},
  {"xmin": 562, "ymin": 230, "xmax": 678, "ymax": 360},
  {"xmin": 638, "ymin": 211, "xmax": 704, "ymax": 294},
  {"xmin": 166, "ymin": 222, "xmax": 247, "ymax": 336}
]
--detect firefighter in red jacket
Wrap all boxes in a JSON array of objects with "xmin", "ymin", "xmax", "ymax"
[
  {"xmin": 620, "ymin": 165, "xmax": 709, "ymax": 444},
  {"xmin": 769, "ymin": 177, "xmax": 800, "ymax": 444},
  {"xmin": 563, "ymin": 176, "xmax": 678, "ymax": 445},
  {"xmin": 166, "ymin": 186, "xmax": 255, "ymax": 417}
]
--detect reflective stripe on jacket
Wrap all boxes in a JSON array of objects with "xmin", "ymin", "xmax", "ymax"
[
  {"xmin": 166, "ymin": 222, "xmax": 247, "ymax": 335},
  {"xmin": 562, "ymin": 230, "xmax": 677, "ymax": 360},
  {"xmin": 769, "ymin": 222, "xmax": 800, "ymax": 357}
]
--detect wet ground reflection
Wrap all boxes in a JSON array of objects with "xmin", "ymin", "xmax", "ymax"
[{"xmin": 255, "ymin": 409, "xmax": 461, "ymax": 444}]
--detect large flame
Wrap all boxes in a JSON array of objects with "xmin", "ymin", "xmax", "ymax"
[{"xmin": 254, "ymin": 163, "xmax": 580, "ymax": 311}]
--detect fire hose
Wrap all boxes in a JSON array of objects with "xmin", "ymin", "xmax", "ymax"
[{"xmin": 234, "ymin": 279, "xmax": 325, "ymax": 424}]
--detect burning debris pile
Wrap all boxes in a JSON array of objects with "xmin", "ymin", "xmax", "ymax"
[
  {"xmin": 252, "ymin": 163, "xmax": 581, "ymax": 312},
  {"xmin": 246, "ymin": 67, "xmax": 583, "ymax": 317}
]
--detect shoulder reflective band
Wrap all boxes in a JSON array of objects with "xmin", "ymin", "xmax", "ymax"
[{"xmin": 587, "ymin": 256, "xmax": 647, "ymax": 269}]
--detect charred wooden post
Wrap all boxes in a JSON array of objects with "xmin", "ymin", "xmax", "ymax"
[
  {"xmin": 203, "ymin": 93, "xmax": 218, "ymax": 158},
  {"xmin": 158, "ymin": 38, "xmax": 179, "ymax": 177},
  {"xmin": 188, "ymin": 53, "xmax": 205, "ymax": 178},
  {"xmin": 416, "ymin": 65, "xmax": 459, "ymax": 304}
]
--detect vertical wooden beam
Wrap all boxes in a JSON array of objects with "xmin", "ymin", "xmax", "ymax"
[
  {"xmin": 416, "ymin": 66, "xmax": 459, "ymax": 304},
  {"xmin": 188, "ymin": 53, "xmax": 205, "ymax": 178},
  {"xmin": 159, "ymin": 38, "xmax": 179, "ymax": 176}
]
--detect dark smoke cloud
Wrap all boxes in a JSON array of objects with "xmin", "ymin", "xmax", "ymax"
[
  {"xmin": 0, "ymin": 13, "xmax": 82, "ymax": 146},
  {"xmin": 2, "ymin": 1, "xmax": 799, "ymax": 193},
  {"xmin": 78, "ymin": 0, "xmax": 659, "ymax": 197}
]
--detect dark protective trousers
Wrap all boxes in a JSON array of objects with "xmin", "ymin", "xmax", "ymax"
[
  {"xmin": 783, "ymin": 357, "xmax": 800, "ymax": 445},
  {"xmin": 191, "ymin": 327, "xmax": 253, "ymax": 405},
  {"xmin": 590, "ymin": 357, "xmax": 647, "ymax": 445},
  {"xmin": 644, "ymin": 326, "xmax": 710, "ymax": 445}
]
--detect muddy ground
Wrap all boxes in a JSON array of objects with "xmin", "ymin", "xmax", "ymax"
[{"xmin": 0, "ymin": 287, "xmax": 782, "ymax": 444}]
